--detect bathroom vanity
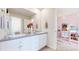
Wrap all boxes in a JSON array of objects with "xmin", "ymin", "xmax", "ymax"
[{"xmin": 0, "ymin": 32, "xmax": 48, "ymax": 51}]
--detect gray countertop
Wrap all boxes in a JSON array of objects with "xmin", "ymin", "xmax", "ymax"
[{"xmin": 0, "ymin": 32, "xmax": 48, "ymax": 42}]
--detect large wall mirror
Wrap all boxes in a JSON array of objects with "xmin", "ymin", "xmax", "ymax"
[{"xmin": 10, "ymin": 16, "xmax": 23, "ymax": 35}]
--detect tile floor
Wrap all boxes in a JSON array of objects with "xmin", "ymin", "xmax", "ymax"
[
  {"xmin": 40, "ymin": 46, "xmax": 79, "ymax": 51},
  {"xmin": 40, "ymin": 46, "xmax": 55, "ymax": 51}
]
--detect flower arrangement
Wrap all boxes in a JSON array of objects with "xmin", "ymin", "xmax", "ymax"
[{"xmin": 27, "ymin": 23, "xmax": 33, "ymax": 28}]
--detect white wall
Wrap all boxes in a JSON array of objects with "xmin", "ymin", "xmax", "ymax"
[
  {"xmin": 57, "ymin": 8, "xmax": 79, "ymax": 50},
  {"xmin": 57, "ymin": 8, "xmax": 79, "ymax": 17},
  {"xmin": 29, "ymin": 8, "xmax": 57, "ymax": 49},
  {"xmin": 30, "ymin": 9, "xmax": 41, "ymax": 32},
  {"xmin": 41, "ymin": 9, "xmax": 57, "ymax": 49},
  {"xmin": 45, "ymin": 8, "xmax": 79, "ymax": 49},
  {"xmin": 0, "ymin": 29, "xmax": 8, "ymax": 40}
]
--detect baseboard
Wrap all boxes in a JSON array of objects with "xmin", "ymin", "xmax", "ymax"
[{"xmin": 47, "ymin": 45, "xmax": 57, "ymax": 50}]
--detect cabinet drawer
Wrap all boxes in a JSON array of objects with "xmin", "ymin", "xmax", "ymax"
[{"xmin": 39, "ymin": 34, "xmax": 47, "ymax": 49}]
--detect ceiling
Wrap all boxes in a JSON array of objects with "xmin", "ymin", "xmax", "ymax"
[
  {"xmin": 37, "ymin": 8, "xmax": 44, "ymax": 11},
  {"xmin": 8, "ymin": 8, "xmax": 36, "ymax": 17},
  {"xmin": 57, "ymin": 8, "xmax": 79, "ymax": 17}
]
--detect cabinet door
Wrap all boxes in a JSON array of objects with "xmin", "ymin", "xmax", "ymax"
[
  {"xmin": 21, "ymin": 36, "xmax": 39, "ymax": 51},
  {"xmin": 39, "ymin": 34, "xmax": 47, "ymax": 49},
  {"xmin": 0, "ymin": 39, "xmax": 20, "ymax": 51}
]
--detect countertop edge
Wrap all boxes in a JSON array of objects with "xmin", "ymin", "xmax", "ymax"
[{"xmin": 0, "ymin": 32, "xmax": 48, "ymax": 42}]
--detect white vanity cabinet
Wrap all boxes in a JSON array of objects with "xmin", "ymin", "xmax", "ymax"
[
  {"xmin": 0, "ymin": 39, "xmax": 20, "ymax": 51},
  {"xmin": 0, "ymin": 37, "xmax": 39, "ymax": 51},
  {"xmin": 0, "ymin": 33, "xmax": 47, "ymax": 51},
  {"xmin": 20, "ymin": 36, "xmax": 39, "ymax": 51},
  {"xmin": 39, "ymin": 34, "xmax": 47, "ymax": 49},
  {"xmin": 20, "ymin": 34, "xmax": 47, "ymax": 51}
]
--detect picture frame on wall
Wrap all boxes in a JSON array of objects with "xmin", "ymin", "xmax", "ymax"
[
  {"xmin": 45, "ymin": 21, "xmax": 48, "ymax": 29},
  {"xmin": 70, "ymin": 26, "xmax": 78, "ymax": 32},
  {"xmin": 61, "ymin": 23, "xmax": 69, "ymax": 38},
  {"xmin": 69, "ymin": 25, "xmax": 78, "ymax": 41},
  {"xmin": 62, "ymin": 24, "xmax": 68, "ymax": 31},
  {"xmin": 70, "ymin": 33, "xmax": 78, "ymax": 41},
  {"xmin": 61, "ymin": 31, "xmax": 69, "ymax": 38}
]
